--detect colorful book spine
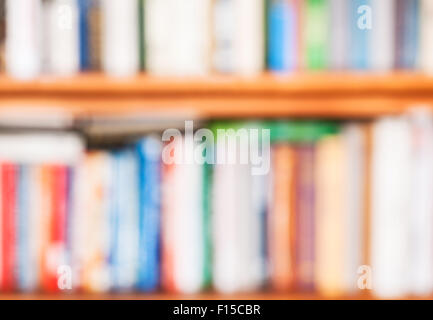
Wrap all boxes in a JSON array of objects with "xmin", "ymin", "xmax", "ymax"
[
  {"xmin": 294, "ymin": 145, "xmax": 315, "ymax": 291},
  {"xmin": 0, "ymin": 0, "xmax": 5, "ymax": 72},
  {"xmin": 304, "ymin": 0, "xmax": 329, "ymax": 70},
  {"xmin": 0, "ymin": 163, "xmax": 17, "ymax": 291},
  {"xmin": 5, "ymin": 0, "xmax": 42, "ymax": 79},
  {"xmin": 101, "ymin": 0, "xmax": 139, "ymax": 77},
  {"xmin": 268, "ymin": 143, "xmax": 295, "ymax": 291},
  {"xmin": 267, "ymin": 0, "xmax": 298, "ymax": 72},
  {"xmin": 395, "ymin": 0, "xmax": 419, "ymax": 69},
  {"xmin": 349, "ymin": 0, "xmax": 371, "ymax": 69},
  {"xmin": 110, "ymin": 150, "xmax": 139, "ymax": 291},
  {"xmin": 213, "ymin": 0, "xmax": 235, "ymax": 73},
  {"xmin": 136, "ymin": 137, "xmax": 162, "ymax": 291},
  {"xmin": 87, "ymin": 0, "xmax": 102, "ymax": 71},
  {"xmin": 78, "ymin": 0, "xmax": 90, "ymax": 70},
  {"xmin": 138, "ymin": 0, "xmax": 145, "ymax": 71},
  {"xmin": 162, "ymin": 137, "xmax": 205, "ymax": 293}
]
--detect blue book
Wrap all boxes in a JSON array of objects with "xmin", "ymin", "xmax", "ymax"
[
  {"xmin": 136, "ymin": 137, "xmax": 162, "ymax": 291},
  {"xmin": 267, "ymin": 0, "xmax": 297, "ymax": 71},
  {"xmin": 349, "ymin": 0, "xmax": 371, "ymax": 69},
  {"xmin": 78, "ymin": 0, "xmax": 90, "ymax": 70},
  {"xmin": 110, "ymin": 149, "xmax": 139, "ymax": 291},
  {"xmin": 396, "ymin": 0, "xmax": 419, "ymax": 69}
]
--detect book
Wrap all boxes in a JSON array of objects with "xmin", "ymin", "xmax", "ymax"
[
  {"xmin": 304, "ymin": 0, "xmax": 329, "ymax": 70},
  {"xmin": 395, "ymin": 0, "xmax": 420, "ymax": 69},
  {"xmin": 0, "ymin": 163, "xmax": 17, "ymax": 291},
  {"xmin": 87, "ymin": 0, "xmax": 102, "ymax": 71},
  {"xmin": 213, "ymin": 0, "xmax": 235, "ymax": 73},
  {"xmin": 136, "ymin": 137, "xmax": 162, "ymax": 291},
  {"xmin": 44, "ymin": 0, "xmax": 80, "ymax": 75},
  {"xmin": 268, "ymin": 142, "xmax": 296, "ymax": 290},
  {"xmin": 78, "ymin": 0, "xmax": 90, "ymax": 70},
  {"xmin": 329, "ymin": 0, "xmax": 348, "ymax": 69},
  {"xmin": 371, "ymin": 117, "xmax": 411, "ymax": 298},
  {"xmin": 408, "ymin": 109, "xmax": 433, "ymax": 295},
  {"xmin": 162, "ymin": 137, "xmax": 206, "ymax": 293},
  {"xmin": 267, "ymin": 0, "xmax": 299, "ymax": 72},
  {"xmin": 5, "ymin": 0, "xmax": 43, "ymax": 79},
  {"xmin": 420, "ymin": 0, "xmax": 433, "ymax": 73},
  {"xmin": 101, "ymin": 0, "xmax": 139, "ymax": 77},
  {"xmin": 369, "ymin": 0, "xmax": 395, "ymax": 71},
  {"xmin": 0, "ymin": 0, "xmax": 5, "ymax": 71},
  {"xmin": 349, "ymin": 0, "xmax": 371, "ymax": 69},
  {"xmin": 110, "ymin": 149, "xmax": 139, "ymax": 291}
]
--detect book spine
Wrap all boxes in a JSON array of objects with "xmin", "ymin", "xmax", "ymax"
[
  {"xmin": 0, "ymin": 163, "xmax": 17, "ymax": 291},
  {"xmin": 88, "ymin": 0, "xmax": 102, "ymax": 71},
  {"xmin": 267, "ymin": 0, "xmax": 298, "ymax": 72},
  {"xmin": 304, "ymin": 0, "xmax": 329, "ymax": 70},
  {"xmin": 138, "ymin": 0, "xmax": 145, "ymax": 71},
  {"xmin": 329, "ymin": 0, "xmax": 348, "ymax": 69},
  {"xmin": 5, "ymin": 0, "xmax": 42, "ymax": 79},
  {"xmin": 369, "ymin": 0, "xmax": 395, "ymax": 71},
  {"xmin": 78, "ymin": 0, "xmax": 90, "ymax": 70},
  {"xmin": 268, "ymin": 144, "xmax": 295, "ymax": 291},
  {"xmin": 349, "ymin": 0, "xmax": 371, "ymax": 69},
  {"xmin": 17, "ymin": 165, "xmax": 30, "ymax": 291},
  {"xmin": 213, "ymin": 0, "xmax": 235, "ymax": 73},
  {"xmin": 395, "ymin": 0, "xmax": 419, "ymax": 69},
  {"xmin": 137, "ymin": 137, "xmax": 162, "ymax": 291},
  {"xmin": 314, "ymin": 134, "xmax": 345, "ymax": 297},
  {"xmin": 294, "ymin": 145, "xmax": 315, "ymax": 291},
  {"xmin": 371, "ymin": 117, "xmax": 411, "ymax": 298},
  {"xmin": 420, "ymin": 0, "xmax": 433, "ymax": 73},
  {"xmin": 101, "ymin": 0, "xmax": 139, "ymax": 77},
  {"xmin": 0, "ymin": 0, "xmax": 5, "ymax": 72}
]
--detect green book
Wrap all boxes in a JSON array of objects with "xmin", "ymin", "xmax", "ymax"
[{"xmin": 305, "ymin": 0, "xmax": 329, "ymax": 70}]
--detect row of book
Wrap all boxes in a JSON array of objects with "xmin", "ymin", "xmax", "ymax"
[
  {"xmin": 1, "ymin": 113, "xmax": 433, "ymax": 298},
  {"xmin": 0, "ymin": 0, "xmax": 432, "ymax": 79}
]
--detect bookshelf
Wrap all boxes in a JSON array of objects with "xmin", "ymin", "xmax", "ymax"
[{"xmin": 0, "ymin": 73, "xmax": 432, "ymax": 119}]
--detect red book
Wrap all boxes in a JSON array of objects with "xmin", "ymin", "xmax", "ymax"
[
  {"xmin": 41, "ymin": 165, "xmax": 68, "ymax": 292},
  {"xmin": 1, "ymin": 163, "xmax": 17, "ymax": 291}
]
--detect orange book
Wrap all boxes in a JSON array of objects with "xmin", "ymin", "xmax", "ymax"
[{"xmin": 268, "ymin": 144, "xmax": 296, "ymax": 291}]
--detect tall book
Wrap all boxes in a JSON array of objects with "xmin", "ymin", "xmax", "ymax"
[
  {"xmin": 136, "ymin": 137, "xmax": 162, "ymax": 291},
  {"xmin": 110, "ymin": 149, "xmax": 139, "ymax": 291},
  {"xmin": 314, "ymin": 133, "xmax": 346, "ymax": 296},
  {"xmin": 87, "ymin": 0, "xmax": 102, "ymax": 71},
  {"xmin": 161, "ymin": 137, "xmax": 206, "ymax": 293},
  {"xmin": 101, "ymin": 0, "xmax": 139, "ymax": 77},
  {"xmin": 371, "ymin": 117, "xmax": 411, "ymax": 298},
  {"xmin": 408, "ymin": 109, "xmax": 433, "ymax": 295},
  {"xmin": 213, "ymin": 0, "xmax": 235, "ymax": 73},
  {"xmin": 0, "ymin": 0, "xmax": 5, "ymax": 71},
  {"xmin": 267, "ymin": 0, "xmax": 299, "ymax": 72},
  {"xmin": 329, "ymin": 0, "xmax": 348, "ymax": 69},
  {"xmin": 77, "ymin": 0, "xmax": 90, "ymax": 70},
  {"xmin": 369, "ymin": 0, "xmax": 395, "ymax": 71},
  {"xmin": 0, "ymin": 163, "xmax": 17, "ymax": 291},
  {"xmin": 420, "ymin": 0, "xmax": 433, "ymax": 73},
  {"xmin": 44, "ymin": 0, "xmax": 80, "ymax": 75},
  {"xmin": 5, "ymin": 0, "xmax": 42, "ymax": 79},
  {"xmin": 395, "ymin": 0, "xmax": 419, "ymax": 69},
  {"xmin": 304, "ymin": 0, "xmax": 329, "ymax": 70},
  {"xmin": 349, "ymin": 0, "xmax": 371, "ymax": 69},
  {"xmin": 268, "ymin": 143, "xmax": 296, "ymax": 290}
]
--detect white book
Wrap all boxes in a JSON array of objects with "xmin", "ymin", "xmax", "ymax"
[
  {"xmin": 0, "ymin": 133, "xmax": 84, "ymax": 165},
  {"xmin": 371, "ymin": 117, "xmax": 411, "ymax": 298},
  {"xmin": 419, "ymin": 0, "xmax": 433, "ymax": 74},
  {"xmin": 162, "ymin": 137, "xmax": 205, "ymax": 293},
  {"xmin": 44, "ymin": 0, "xmax": 80, "ymax": 76},
  {"xmin": 329, "ymin": 0, "xmax": 348, "ymax": 69},
  {"xmin": 234, "ymin": 0, "xmax": 264, "ymax": 75},
  {"xmin": 213, "ymin": 134, "xmax": 265, "ymax": 293},
  {"xmin": 408, "ymin": 109, "xmax": 433, "ymax": 295},
  {"xmin": 213, "ymin": 0, "xmax": 235, "ymax": 73},
  {"xmin": 369, "ymin": 0, "xmax": 395, "ymax": 71},
  {"xmin": 5, "ymin": 0, "xmax": 42, "ymax": 79},
  {"xmin": 342, "ymin": 124, "xmax": 365, "ymax": 293},
  {"xmin": 101, "ymin": 0, "xmax": 139, "ymax": 77}
]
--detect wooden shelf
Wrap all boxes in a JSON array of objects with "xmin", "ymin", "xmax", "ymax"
[{"xmin": 0, "ymin": 72, "xmax": 433, "ymax": 118}]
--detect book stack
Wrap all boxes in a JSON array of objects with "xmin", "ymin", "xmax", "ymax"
[
  {"xmin": 1, "ymin": 0, "xmax": 432, "ymax": 79},
  {"xmin": 0, "ymin": 112, "xmax": 433, "ymax": 298}
]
